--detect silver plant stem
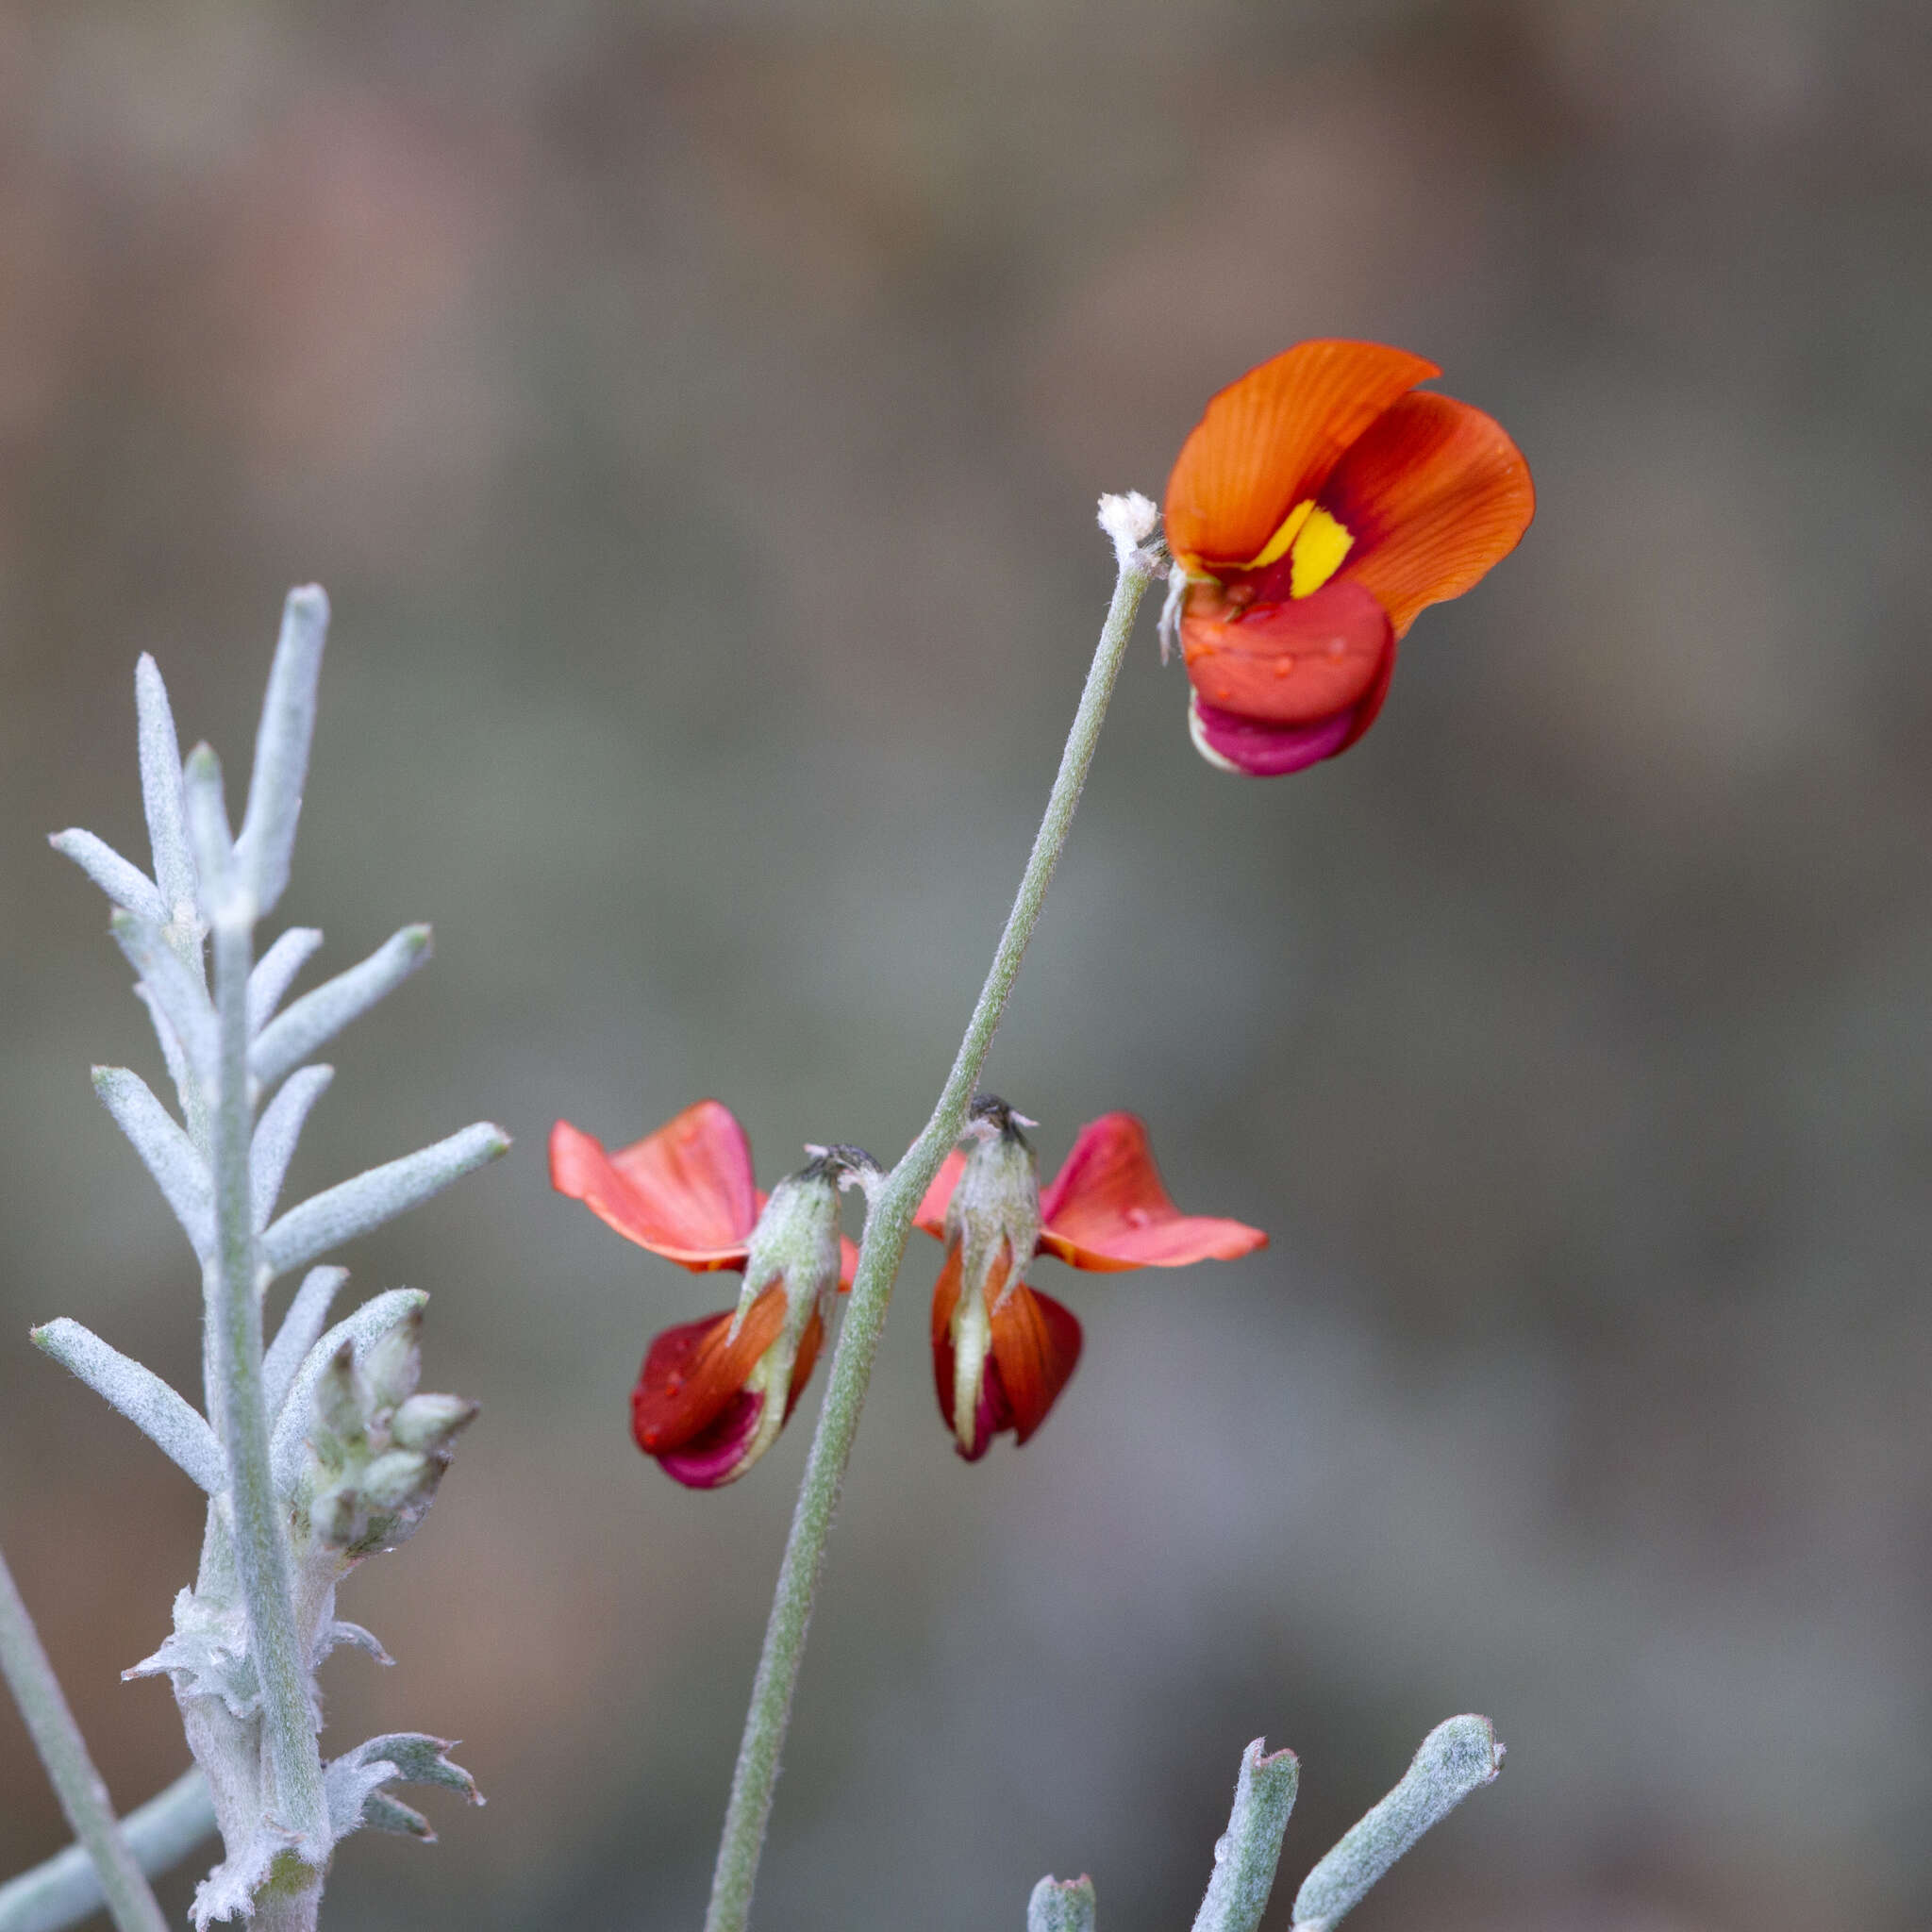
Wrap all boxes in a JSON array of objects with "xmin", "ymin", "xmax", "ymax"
[
  {"xmin": 0, "ymin": 1544, "xmax": 168, "ymax": 1932},
  {"xmin": 205, "ymin": 906, "xmax": 331, "ymax": 1876},
  {"xmin": 701, "ymin": 500, "xmax": 1162, "ymax": 1932}
]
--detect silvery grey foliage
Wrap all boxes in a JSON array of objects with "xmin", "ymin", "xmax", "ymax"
[
  {"xmin": 1290, "ymin": 1715, "xmax": 1504, "ymax": 1931},
  {"xmin": 1026, "ymin": 1875, "xmax": 1097, "ymax": 1932},
  {"xmin": 1191, "ymin": 1739, "xmax": 1299, "ymax": 1932},
  {"xmin": 21, "ymin": 589, "xmax": 507, "ymax": 1932},
  {"xmin": 1028, "ymin": 1717, "xmax": 1502, "ymax": 1932}
]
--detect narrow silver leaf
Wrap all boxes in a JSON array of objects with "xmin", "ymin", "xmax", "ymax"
[
  {"xmin": 180, "ymin": 744, "xmax": 237, "ymax": 922},
  {"xmin": 264, "ymin": 1266, "xmax": 349, "ymax": 1419},
  {"xmin": 252, "ymin": 1066, "xmax": 335, "ymax": 1230},
  {"xmin": 111, "ymin": 913, "xmax": 216, "ymax": 1085},
  {"xmin": 93, "ymin": 1066, "xmax": 212, "ymax": 1257},
  {"xmin": 260, "ymin": 1123, "xmax": 509, "ymax": 1281},
  {"xmin": 1291, "ymin": 1718, "xmax": 1504, "ymax": 1932},
  {"xmin": 251, "ymin": 926, "xmax": 432, "ymax": 1091},
  {"xmin": 1192, "ymin": 1740, "xmax": 1299, "ymax": 1932},
  {"xmin": 270, "ymin": 1290, "xmax": 425, "ymax": 1494},
  {"xmin": 135, "ymin": 653, "xmax": 197, "ymax": 916},
  {"xmin": 47, "ymin": 829, "xmax": 165, "ymax": 923},
  {"xmin": 135, "ymin": 985, "xmax": 195, "ymax": 1124},
  {"xmin": 1028, "ymin": 1876, "xmax": 1098, "ymax": 1932},
  {"xmin": 249, "ymin": 927, "xmax": 324, "ymax": 1035},
  {"xmin": 32, "ymin": 1319, "xmax": 224, "ymax": 1495},
  {"xmin": 234, "ymin": 585, "xmax": 328, "ymax": 917}
]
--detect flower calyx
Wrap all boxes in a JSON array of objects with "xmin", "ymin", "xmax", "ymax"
[{"xmin": 631, "ymin": 1151, "xmax": 849, "ymax": 1489}]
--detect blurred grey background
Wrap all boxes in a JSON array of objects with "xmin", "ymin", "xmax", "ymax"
[{"xmin": 3, "ymin": 2, "xmax": 1928, "ymax": 1927}]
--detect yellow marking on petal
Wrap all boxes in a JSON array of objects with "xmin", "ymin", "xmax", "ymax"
[
  {"xmin": 1288, "ymin": 507, "xmax": 1354, "ymax": 598},
  {"xmin": 1243, "ymin": 498, "xmax": 1316, "ymax": 571}
]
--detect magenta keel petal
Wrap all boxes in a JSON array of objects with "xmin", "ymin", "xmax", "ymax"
[
  {"xmin": 1188, "ymin": 693, "xmax": 1357, "ymax": 776},
  {"xmin": 658, "ymin": 1389, "xmax": 764, "ymax": 1488}
]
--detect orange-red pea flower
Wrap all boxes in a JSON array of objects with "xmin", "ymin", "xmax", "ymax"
[
  {"xmin": 914, "ymin": 1098, "xmax": 1267, "ymax": 1460},
  {"xmin": 550, "ymin": 1102, "xmax": 859, "ymax": 1488},
  {"xmin": 1163, "ymin": 339, "xmax": 1534, "ymax": 776}
]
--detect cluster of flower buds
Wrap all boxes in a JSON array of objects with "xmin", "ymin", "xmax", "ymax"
[
  {"xmin": 298, "ymin": 1309, "xmax": 478, "ymax": 1557},
  {"xmin": 553, "ymin": 1092, "xmax": 1265, "ymax": 1483}
]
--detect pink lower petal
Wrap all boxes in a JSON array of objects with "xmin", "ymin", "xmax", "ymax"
[
  {"xmin": 658, "ymin": 1389, "xmax": 764, "ymax": 1488},
  {"xmin": 1188, "ymin": 692, "xmax": 1357, "ymax": 776}
]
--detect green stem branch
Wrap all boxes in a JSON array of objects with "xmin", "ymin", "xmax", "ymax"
[
  {"xmin": 702, "ymin": 510, "xmax": 1160, "ymax": 1932},
  {"xmin": 0, "ymin": 1543, "xmax": 169, "ymax": 1932}
]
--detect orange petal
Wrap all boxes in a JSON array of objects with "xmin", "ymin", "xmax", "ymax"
[
  {"xmin": 629, "ymin": 1283, "xmax": 789, "ymax": 1455},
  {"xmin": 913, "ymin": 1148, "xmax": 967, "ymax": 1241},
  {"xmin": 987, "ymin": 1282, "xmax": 1082, "ymax": 1445},
  {"xmin": 1038, "ymin": 1113, "xmax": 1269, "ymax": 1271},
  {"xmin": 551, "ymin": 1101, "xmax": 758, "ymax": 1270},
  {"xmin": 1322, "ymin": 391, "xmax": 1535, "ymax": 637},
  {"xmin": 837, "ymin": 1234, "xmax": 859, "ymax": 1292},
  {"xmin": 1164, "ymin": 341, "xmax": 1439, "ymax": 571},
  {"xmin": 1180, "ymin": 578, "xmax": 1392, "ymax": 726}
]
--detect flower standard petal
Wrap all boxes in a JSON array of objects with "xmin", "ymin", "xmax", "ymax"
[
  {"xmin": 550, "ymin": 1103, "xmax": 758, "ymax": 1270},
  {"xmin": 1319, "ymin": 391, "xmax": 1536, "ymax": 637},
  {"xmin": 1037, "ymin": 1113, "xmax": 1268, "ymax": 1271},
  {"xmin": 1164, "ymin": 341, "xmax": 1438, "ymax": 571}
]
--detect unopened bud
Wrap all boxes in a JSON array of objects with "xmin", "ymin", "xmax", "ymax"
[
  {"xmin": 310, "ymin": 1483, "xmax": 361, "ymax": 1548},
  {"xmin": 361, "ymin": 1308, "xmax": 423, "ymax": 1411},
  {"xmin": 359, "ymin": 1448, "xmax": 434, "ymax": 1511},
  {"xmin": 391, "ymin": 1392, "xmax": 479, "ymax": 1451},
  {"xmin": 313, "ymin": 1342, "xmax": 367, "ymax": 1450}
]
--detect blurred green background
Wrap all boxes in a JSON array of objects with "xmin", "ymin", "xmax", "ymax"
[{"xmin": 3, "ymin": 2, "xmax": 1929, "ymax": 1927}]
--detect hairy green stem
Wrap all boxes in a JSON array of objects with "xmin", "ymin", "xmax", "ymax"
[
  {"xmin": 702, "ymin": 529, "xmax": 1159, "ymax": 1932},
  {"xmin": 207, "ymin": 915, "xmax": 329, "ymax": 1868},
  {"xmin": 0, "ymin": 1543, "xmax": 169, "ymax": 1932}
]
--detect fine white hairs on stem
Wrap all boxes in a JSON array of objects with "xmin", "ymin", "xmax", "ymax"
[
  {"xmin": 1191, "ymin": 1739, "xmax": 1300, "ymax": 1932},
  {"xmin": 1096, "ymin": 491, "xmax": 1160, "ymax": 573},
  {"xmin": 233, "ymin": 585, "xmax": 328, "ymax": 918},
  {"xmin": 1026, "ymin": 1875, "xmax": 1097, "ymax": 1932},
  {"xmin": 1291, "ymin": 1716, "xmax": 1505, "ymax": 1932}
]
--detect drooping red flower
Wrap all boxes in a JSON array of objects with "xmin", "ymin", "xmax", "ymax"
[
  {"xmin": 1163, "ymin": 340, "xmax": 1534, "ymax": 776},
  {"xmin": 915, "ymin": 1102, "xmax": 1267, "ymax": 1459},
  {"xmin": 551, "ymin": 1103, "xmax": 857, "ymax": 1488}
]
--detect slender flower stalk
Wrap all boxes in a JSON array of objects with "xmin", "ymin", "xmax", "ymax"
[
  {"xmin": 702, "ymin": 494, "xmax": 1163, "ymax": 1932},
  {"xmin": 0, "ymin": 1544, "xmax": 168, "ymax": 1932}
]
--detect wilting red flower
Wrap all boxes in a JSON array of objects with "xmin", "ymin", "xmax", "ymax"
[
  {"xmin": 1163, "ymin": 339, "xmax": 1534, "ymax": 776},
  {"xmin": 915, "ymin": 1100, "xmax": 1267, "ymax": 1459},
  {"xmin": 551, "ymin": 1102, "xmax": 858, "ymax": 1488}
]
